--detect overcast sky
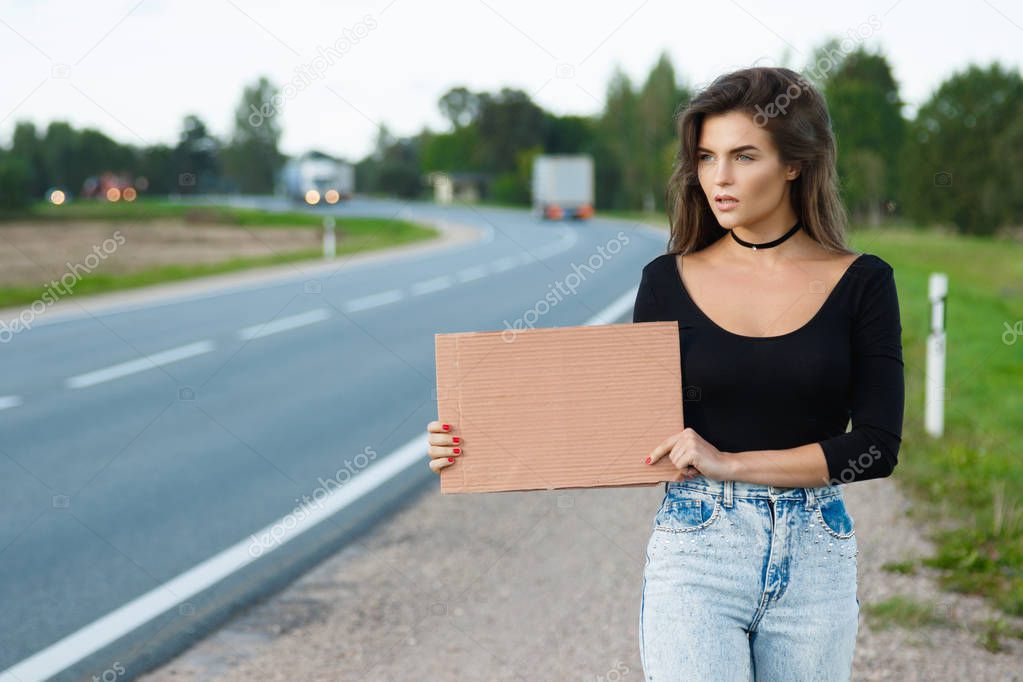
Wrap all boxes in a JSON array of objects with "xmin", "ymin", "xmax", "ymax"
[{"xmin": 1, "ymin": 0, "xmax": 1020, "ymax": 161}]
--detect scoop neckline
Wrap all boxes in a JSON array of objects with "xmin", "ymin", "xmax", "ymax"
[{"xmin": 670, "ymin": 252, "xmax": 868, "ymax": 341}]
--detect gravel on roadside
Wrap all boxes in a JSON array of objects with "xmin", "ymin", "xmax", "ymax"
[{"xmin": 141, "ymin": 474, "xmax": 1023, "ymax": 681}]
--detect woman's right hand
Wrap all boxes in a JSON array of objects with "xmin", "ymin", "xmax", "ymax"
[{"xmin": 426, "ymin": 420, "xmax": 461, "ymax": 474}]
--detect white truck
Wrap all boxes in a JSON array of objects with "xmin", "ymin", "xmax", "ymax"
[
  {"xmin": 280, "ymin": 151, "xmax": 355, "ymax": 205},
  {"xmin": 531, "ymin": 154, "xmax": 594, "ymax": 220}
]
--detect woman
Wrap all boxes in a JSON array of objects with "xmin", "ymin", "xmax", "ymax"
[{"xmin": 427, "ymin": 66, "xmax": 904, "ymax": 681}]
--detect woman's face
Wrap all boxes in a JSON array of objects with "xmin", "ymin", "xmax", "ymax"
[{"xmin": 695, "ymin": 110, "xmax": 799, "ymax": 230}]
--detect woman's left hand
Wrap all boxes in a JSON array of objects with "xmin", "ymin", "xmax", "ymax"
[{"xmin": 644, "ymin": 427, "xmax": 735, "ymax": 482}]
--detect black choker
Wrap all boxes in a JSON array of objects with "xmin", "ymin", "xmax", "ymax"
[{"xmin": 730, "ymin": 221, "xmax": 802, "ymax": 250}]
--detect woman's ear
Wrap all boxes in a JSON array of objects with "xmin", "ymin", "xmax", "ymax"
[{"xmin": 785, "ymin": 162, "xmax": 801, "ymax": 181}]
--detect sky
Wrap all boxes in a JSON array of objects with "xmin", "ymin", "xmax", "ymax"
[{"xmin": 1, "ymin": 0, "xmax": 1020, "ymax": 162}]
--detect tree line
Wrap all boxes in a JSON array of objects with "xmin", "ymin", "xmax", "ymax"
[{"xmin": 1, "ymin": 43, "xmax": 1021, "ymax": 236}]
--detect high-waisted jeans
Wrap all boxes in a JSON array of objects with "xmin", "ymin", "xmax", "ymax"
[{"xmin": 639, "ymin": 475, "xmax": 860, "ymax": 681}]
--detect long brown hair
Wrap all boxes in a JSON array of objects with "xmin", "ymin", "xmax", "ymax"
[{"xmin": 665, "ymin": 66, "xmax": 853, "ymax": 256}]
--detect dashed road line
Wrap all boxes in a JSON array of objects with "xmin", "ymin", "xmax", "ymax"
[
  {"xmin": 344, "ymin": 289, "xmax": 404, "ymax": 313},
  {"xmin": 0, "ymin": 395, "xmax": 22, "ymax": 410},
  {"xmin": 65, "ymin": 341, "xmax": 216, "ymax": 389},
  {"xmin": 49, "ymin": 233, "xmax": 581, "ymax": 397},
  {"xmin": 411, "ymin": 276, "xmax": 454, "ymax": 296},
  {"xmin": 238, "ymin": 308, "xmax": 331, "ymax": 340},
  {"xmin": 456, "ymin": 265, "xmax": 489, "ymax": 282}
]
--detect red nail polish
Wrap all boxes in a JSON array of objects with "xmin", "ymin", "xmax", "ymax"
[
  {"xmin": 645, "ymin": 457, "xmax": 651, "ymax": 464},
  {"xmin": 442, "ymin": 424, "xmax": 450, "ymax": 431},
  {"xmin": 448, "ymin": 457, "xmax": 454, "ymax": 462},
  {"xmin": 453, "ymin": 448, "xmax": 460, "ymax": 454},
  {"xmin": 452, "ymin": 437, "xmax": 460, "ymax": 443}
]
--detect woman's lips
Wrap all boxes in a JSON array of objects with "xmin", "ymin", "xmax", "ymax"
[{"xmin": 715, "ymin": 197, "xmax": 739, "ymax": 211}]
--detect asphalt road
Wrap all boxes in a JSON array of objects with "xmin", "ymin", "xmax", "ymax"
[{"xmin": 0, "ymin": 197, "xmax": 667, "ymax": 679}]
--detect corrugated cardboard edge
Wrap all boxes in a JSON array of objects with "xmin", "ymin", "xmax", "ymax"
[{"xmin": 434, "ymin": 333, "xmax": 465, "ymax": 489}]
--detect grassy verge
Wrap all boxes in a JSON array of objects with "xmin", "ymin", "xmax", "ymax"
[
  {"xmin": 865, "ymin": 226, "xmax": 1023, "ymax": 621},
  {"xmin": 0, "ymin": 198, "xmax": 342, "ymax": 227},
  {"xmin": 619, "ymin": 213, "xmax": 1023, "ymax": 624},
  {"xmin": 0, "ymin": 199, "xmax": 438, "ymax": 308}
]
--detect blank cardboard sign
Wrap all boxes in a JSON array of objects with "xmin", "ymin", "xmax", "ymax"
[{"xmin": 434, "ymin": 320, "xmax": 684, "ymax": 494}]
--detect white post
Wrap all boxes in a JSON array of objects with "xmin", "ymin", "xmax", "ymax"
[
  {"xmin": 925, "ymin": 272, "xmax": 948, "ymax": 437},
  {"xmin": 323, "ymin": 216, "xmax": 336, "ymax": 259}
]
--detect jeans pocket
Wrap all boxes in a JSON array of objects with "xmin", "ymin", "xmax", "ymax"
[
  {"xmin": 654, "ymin": 487, "xmax": 721, "ymax": 533},
  {"xmin": 815, "ymin": 494, "xmax": 855, "ymax": 539}
]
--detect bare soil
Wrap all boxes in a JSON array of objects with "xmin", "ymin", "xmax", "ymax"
[{"xmin": 0, "ymin": 220, "xmax": 321, "ymax": 287}]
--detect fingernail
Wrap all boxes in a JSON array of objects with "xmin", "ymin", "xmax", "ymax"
[
  {"xmin": 448, "ymin": 457, "xmax": 454, "ymax": 462},
  {"xmin": 442, "ymin": 424, "xmax": 450, "ymax": 431},
  {"xmin": 452, "ymin": 437, "xmax": 460, "ymax": 443},
  {"xmin": 645, "ymin": 457, "xmax": 651, "ymax": 464},
  {"xmin": 453, "ymin": 448, "xmax": 460, "ymax": 454}
]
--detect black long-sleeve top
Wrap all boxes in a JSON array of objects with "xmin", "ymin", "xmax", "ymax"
[{"xmin": 632, "ymin": 251, "xmax": 905, "ymax": 485}]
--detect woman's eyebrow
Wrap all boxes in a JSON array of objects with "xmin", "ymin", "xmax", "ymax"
[{"xmin": 696, "ymin": 145, "xmax": 760, "ymax": 154}]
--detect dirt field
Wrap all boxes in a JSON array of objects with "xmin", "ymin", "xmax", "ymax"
[{"xmin": 0, "ymin": 220, "xmax": 322, "ymax": 287}]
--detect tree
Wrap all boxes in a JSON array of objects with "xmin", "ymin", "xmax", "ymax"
[
  {"xmin": 822, "ymin": 46, "xmax": 905, "ymax": 226},
  {"xmin": 638, "ymin": 52, "xmax": 686, "ymax": 211},
  {"xmin": 438, "ymin": 86, "xmax": 480, "ymax": 129},
  {"xmin": 173, "ymin": 114, "xmax": 221, "ymax": 193},
  {"xmin": 541, "ymin": 114, "xmax": 595, "ymax": 155},
  {"xmin": 10, "ymin": 122, "xmax": 46, "ymax": 197},
  {"xmin": 0, "ymin": 152, "xmax": 30, "ymax": 209},
  {"xmin": 222, "ymin": 77, "xmax": 285, "ymax": 194},
  {"xmin": 599, "ymin": 67, "xmax": 643, "ymax": 209},
  {"xmin": 902, "ymin": 62, "xmax": 1023, "ymax": 234},
  {"xmin": 474, "ymin": 88, "xmax": 545, "ymax": 173}
]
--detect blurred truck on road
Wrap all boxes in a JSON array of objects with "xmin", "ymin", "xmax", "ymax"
[
  {"xmin": 531, "ymin": 154, "xmax": 594, "ymax": 220},
  {"xmin": 280, "ymin": 151, "xmax": 354, "ymax": 205}
]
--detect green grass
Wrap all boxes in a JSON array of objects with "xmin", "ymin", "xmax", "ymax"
[
  {"xmin": 862, "ymin": 595, "xmax": 953, "ymax": 631},
  {"xmin": 881, "ymin": 560, "xmax": 920, "ymax": 575},
  {"xmin": 858, "ymin": 226, "xmax": 1023, "ymax": 618},
  {"xmin": 865, "ymin": 598, "xmax": 1023, "ymax": 651},
  {"xmin": 0, "ymin": 198, "xmax": 340, "ymax": 227},
  {"xmin": 616, "ymin": 214, "xmax": 1023, "ymax": 619},
  {"xmin": 0, "ymin": 199, "xmax": 438, "ymax": 307},
  {"xmin": 977, "ymin": 616, "xmax": 1023, "ymax": 653}
]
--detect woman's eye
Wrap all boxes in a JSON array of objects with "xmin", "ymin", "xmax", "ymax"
[{"xmin": 698, "ymin": 153, "xmax": 752, "ymax": 161}]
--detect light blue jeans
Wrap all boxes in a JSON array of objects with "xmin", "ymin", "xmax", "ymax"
[{"xmin": 639, "ymin": 475, "xmax": 860, "ymax": 681}]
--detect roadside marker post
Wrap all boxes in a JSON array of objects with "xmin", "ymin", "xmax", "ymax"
[{"xmin": 925, "ymin": 272, "xmax": 948, "ymax": 437}]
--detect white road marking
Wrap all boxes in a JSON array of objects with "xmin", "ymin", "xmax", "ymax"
[
  {"xmin": 0, "ymin": 283, "xmax": 638, "ymax": 682},
  {"xmin": 491, "ymin": 255, "xmax": 519, "ymax": 272},
  {"xmin": 65, "ymin": 341, "xmax": 216, "ymax": 389},
  {"xmin": 0, "ymin": 434, "xmax": 430, "ymax": 682},
  {"xmin": 410, "ymin": 276, "xmax": 454, "ymax": 296},
  {"xmin": 456, "ymin": 265, "xmax": 489, "ymax": 282},
  {"xmin": 238, "ymin": 308, "xmax": 331, "ymax": 340},
  {"xmin": 586, "ymin": 286, "xmax": 639, "ymax": 325},
  {"xmin": 344, "ymin": 289, "xmax": 403, "ymax": 313},
  {"xmin": 0, "ymin": 395, "xmax": 22, "ymax": 410}
]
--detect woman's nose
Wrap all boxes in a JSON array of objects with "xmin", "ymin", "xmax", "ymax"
[{"xmin": 714, "ymin": 160, "xmax": 734, "ymax": 184}]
